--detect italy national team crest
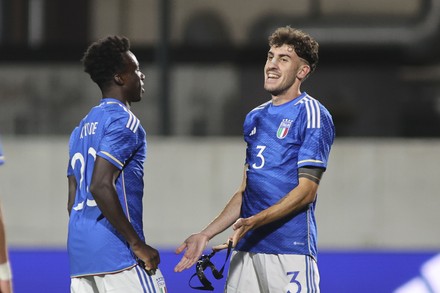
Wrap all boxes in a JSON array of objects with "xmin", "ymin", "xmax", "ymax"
[{"xmin": 277, "ymin": 119, "xmax": 293, "ymax": 139}]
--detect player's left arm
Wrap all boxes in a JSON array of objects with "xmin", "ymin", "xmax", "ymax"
[{"xmin": 230, "ymin": 167, "xmax": 324, "ymax": 243}]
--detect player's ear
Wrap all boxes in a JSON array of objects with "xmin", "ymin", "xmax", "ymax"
[
  {"xmin": 114, "ymin": 74, "xmax": 124, "ymax": 85},
  {"xmin": 297, "ymin": 65, "xmax": 311, "ymax": 80}
]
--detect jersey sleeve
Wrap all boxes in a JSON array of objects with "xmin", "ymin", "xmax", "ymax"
[
  {"xmin": 297, "ymin": 102, "xmax": 335, "ymax": 170},
  {"xmin": 97, "ymin": 117, "xmax": 140, "ymax": 170}
]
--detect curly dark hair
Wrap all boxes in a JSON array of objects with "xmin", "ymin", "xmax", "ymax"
[
  {"xmin": 81, "ymin": 35, "xmax": 130, "ymax": 88},
  {"xmin": 268, "ymin": 26, "xmax": 319, "ymax": 73}
]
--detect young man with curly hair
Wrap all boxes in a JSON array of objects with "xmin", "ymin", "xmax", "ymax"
[
  {"xmin": 175, "ymin": 26, "xmax": 335, "ymax": 292},
  {"xmin": 67, "ymin": 36, "xmax": 167, "ymax": 292}
]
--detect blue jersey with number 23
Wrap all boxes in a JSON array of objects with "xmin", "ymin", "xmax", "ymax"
[{"xmin": 67, "ymin": 98, "xmax": 147, "ymax": 277}]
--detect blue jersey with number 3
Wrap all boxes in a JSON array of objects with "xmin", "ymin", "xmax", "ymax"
[
  {"xmin": 67, "ymin": 98, "xmax": 146, "ymax": 277},
  {"xmin": 235, "ymin": 92, "xmax": 335, "ymax": 259}
]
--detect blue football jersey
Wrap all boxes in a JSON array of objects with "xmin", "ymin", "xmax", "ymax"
[
  {"xmin": 235, "ymin": 92, "xmax": 335, "ymax": 259},
  {"xmin": 0, "ymin": 137, "xmax": 4, "ymax": 165},
  {"xmin": 67, "ymin": 98, "xmax": 147, "ymax": 277}
]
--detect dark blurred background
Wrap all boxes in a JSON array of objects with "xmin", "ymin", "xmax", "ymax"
[{"xmin": 1, "ymin": 0, "xmax": 440, "ymax": 137}]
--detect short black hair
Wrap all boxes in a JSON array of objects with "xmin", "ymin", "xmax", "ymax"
[
  {"xmin": 81, "ymin": 35, "xmax": 130, "ymax": 88},
  {"xmin": 268, "ymin": 26, "xmax": 319, "ymax": 73}
]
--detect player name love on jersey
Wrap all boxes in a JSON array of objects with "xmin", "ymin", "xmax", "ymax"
[{"xmin": 80, "ymin": 122, "xmax": 99, "ymax": 139}]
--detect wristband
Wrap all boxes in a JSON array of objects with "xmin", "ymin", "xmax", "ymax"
[{"xmin": 0, "ymin": 261, "xmax": 12, "ymax": 280}]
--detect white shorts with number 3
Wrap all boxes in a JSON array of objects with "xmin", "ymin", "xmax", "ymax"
[{"xmin": 225, "ymin": 251, "xmax": 319, "ymax": 293}]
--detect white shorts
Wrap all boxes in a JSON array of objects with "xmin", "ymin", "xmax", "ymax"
[
  {"xmin": 225, "ymin": 251, "xmax": 320, "ymax": 293},
  {"xmin": 70, "ymin": 266, "xmax": 166, "ymax": 293}
]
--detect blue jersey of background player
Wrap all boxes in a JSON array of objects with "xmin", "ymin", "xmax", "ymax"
[
  {"xmin": 67, "ymin": 98, "xmax": 147, "ymax": 276},
  {"xmin": 176, "ymin": 26, "xmax": 334, "ymax": 292},
  {"xmin": 67, "ymin": 36, "xmax": 166, "ymax": 292}
]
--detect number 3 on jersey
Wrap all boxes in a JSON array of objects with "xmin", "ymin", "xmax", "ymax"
[{"xmin": 252, "ymin": 145, "xmax": 266, "ymax": 169}]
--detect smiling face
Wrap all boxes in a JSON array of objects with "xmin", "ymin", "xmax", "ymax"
[
  {"xmin": 120, "ymin": 51, "xmax": 145, "ymax": 103},
  {"xmin": 264, "ymin": 44, "xmax": 310, "ymax": 102}
]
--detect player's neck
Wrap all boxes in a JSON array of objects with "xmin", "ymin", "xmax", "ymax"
[
  {"xmin": 102, "ymin": 89, "xmax": 130, "ymax": 108},
  {"xmin": 271, "ymin": 88, "xmax": 302, "ymax": 106},
  {"xmin": 271, "ymin": 80, "xmax": 303, "ymax": 105}
]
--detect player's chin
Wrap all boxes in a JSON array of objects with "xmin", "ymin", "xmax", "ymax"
[
  {"xmin": 136, "ymin": 91, "xmax": 144, "ymax": 100},
  {"xmin": 264, "ymin": 83, "xmax": 278, "ymax": 93},
  {"xmin": 131, "ymin": 96, "xmax": 142, "ymax": 103},
  {"xmin": 264, "ymin": 85, "xmax": 282, "ymax": 96},
  {"xmin": 137, "ymin": 89, "xmax": 145, "ymax": 101}
]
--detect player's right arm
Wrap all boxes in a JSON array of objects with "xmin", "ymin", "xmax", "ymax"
[
  {"xmin": 174, "ymin": 164, "xmax": 247, "ymax": 272},
  {"xmin": 67, "ymin": 175, "xmax": 77, "ymax": 216},
  {"xmin": 90, "ymin": 156, "xmax": 160, "ymax": 272}
]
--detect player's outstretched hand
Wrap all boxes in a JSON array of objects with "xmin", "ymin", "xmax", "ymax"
[
  {"xmin": 132, "ymin": 241, "xmax": 161, "ymax": 274},
  {"xmin": 212, "ymin": 217, "xmax": 255, "ymax": 253},
  {"xmin": 231, "ymin": 217, "xmax": 255, "ymax": 242},
  {"xmin": 212, "ymin": 239, "xmax": 235, "ymax": 252},
  {"xmin": 174, "ymin": 233, "xmax": 209, "ymax": 272}
]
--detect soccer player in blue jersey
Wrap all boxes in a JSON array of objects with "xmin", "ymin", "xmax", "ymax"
[
  {"xmin": 0, "ymin": 138, "xmax": 13, "ymax": 293},
  {"xmin": 67, "ymin": 36, "xmax": 167, "ymax": 292},
  {"xmin": 175, "ymin": 26, "xmax": 335, "ymax": 292}
]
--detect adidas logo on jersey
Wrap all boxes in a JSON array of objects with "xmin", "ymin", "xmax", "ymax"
[{"xmin": 249, "ymin": 127, "xmax": 257, "ymax": 136}]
